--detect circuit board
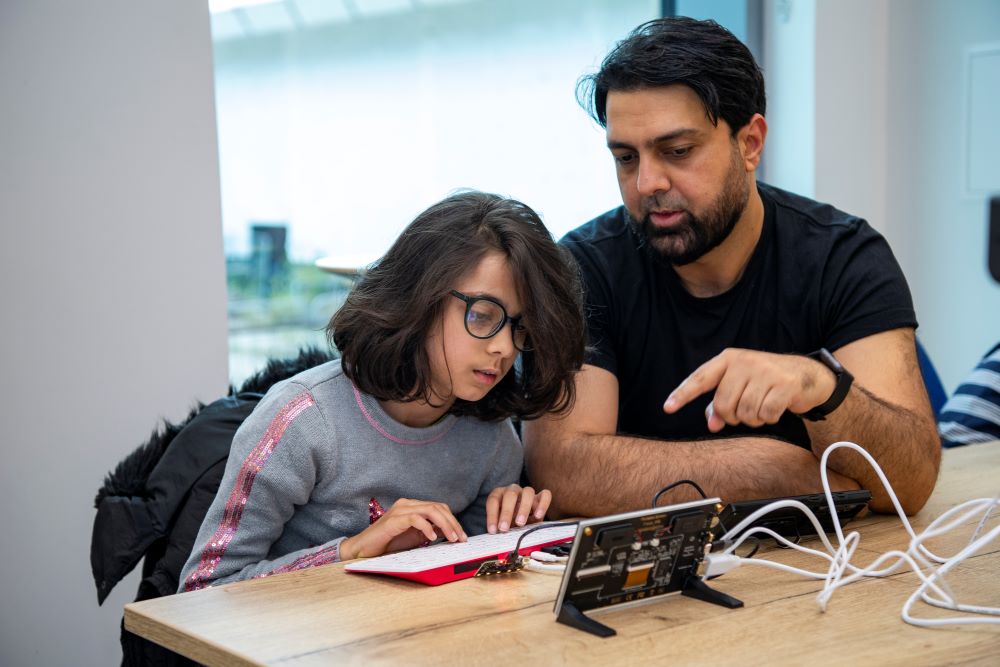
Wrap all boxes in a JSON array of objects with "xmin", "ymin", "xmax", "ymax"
[{"xmin": 554, "ymin": 498, "xmax": 722, "ymax": 615}]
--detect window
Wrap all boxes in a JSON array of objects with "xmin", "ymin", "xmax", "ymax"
[{"xmin": 210, "ymin": 0, "xmax": 659, "ymax": 383}]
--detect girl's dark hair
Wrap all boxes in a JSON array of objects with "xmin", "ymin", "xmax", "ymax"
[
  {"xmin": 577, "ymin": 16, "xmax": 766, "ymax": 135},
  {"xmin": 328, "ymin": 191, "xmax": 585, "ymax": 421}
]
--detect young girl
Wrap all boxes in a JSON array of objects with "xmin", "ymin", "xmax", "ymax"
[{"xmin": 179, "ymin": 191, "xmax": 585, "ymax": 590}]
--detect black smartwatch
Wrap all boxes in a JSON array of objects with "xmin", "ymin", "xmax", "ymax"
[{"xmin": 800, "ymin": 348, "xmax": 853, "ymax": 421}]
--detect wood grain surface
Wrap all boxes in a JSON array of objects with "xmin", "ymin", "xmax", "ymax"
[{"xmin": 125, "ymin": 442, "xmax": 1000, "ymax": 666}]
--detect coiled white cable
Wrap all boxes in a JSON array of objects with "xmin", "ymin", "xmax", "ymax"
[
  {"xmin": 525, "ymin": 550, "xmax": 567, "ymax": 574},
  {"xmin": 708, "ymin": 441, "xmax": 1000, "ymax": 627}
]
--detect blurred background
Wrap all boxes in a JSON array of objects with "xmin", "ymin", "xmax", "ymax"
[
  {"xmin": 2, "ymin": 0, "xmax": 998, "ymax": 664},
  {"xmin": 212, "ymin": 0, "xmax": 662, "ymax": 382}
]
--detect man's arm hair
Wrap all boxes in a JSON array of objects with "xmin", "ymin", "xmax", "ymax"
[
  {"xmin": 809, "ymin": 328, "xmax": 941, "ymax": 515},
  {"xmin": 522, "ymin": 365, "xmax": 859, "ymax": 518}
]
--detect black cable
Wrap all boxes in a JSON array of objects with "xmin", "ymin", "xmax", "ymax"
[
  {"xmin": 775, "ymin": 525, "xmax": 803, "ymax": 548},
  {"xmin": 506, "ymin": 521, "xmax": 579, "ymax": 563},
  {"xmin": 651, "ymin": 479, "xmax": 708, "ymax": 507},
  {"xmin": 738, "ymin": 535, "xmax": 761, "ymax": 559}
]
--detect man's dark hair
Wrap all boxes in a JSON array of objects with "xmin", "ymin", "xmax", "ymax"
[
  {"xmin": 577, "ymin": 16, "xmax": 766, "ymax": 134},
  {"xmin": 328, "ymin": 191, "xmax": 585, "ymax": 421}
]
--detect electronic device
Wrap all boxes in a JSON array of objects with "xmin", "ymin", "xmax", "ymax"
[
  {"xmin": 713, "ymin": 489, "xmax": 872, "ymax": 542},
  {"xmin": 344, "ymin": 524, "xmax": 575, "ymax": 585},
  {"xmin": 553, "ymin": 498, "xmax": 741, "ymax": 637}
]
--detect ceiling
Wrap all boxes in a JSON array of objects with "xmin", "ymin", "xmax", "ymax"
[{"xmin": 209, "ymin": 0, "xmax": 479, "ymax": 40}]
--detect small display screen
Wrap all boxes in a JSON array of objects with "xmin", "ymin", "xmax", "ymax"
[{"xmin": 554, "ymin": 498, "xmax": 720, "ymax": 614}]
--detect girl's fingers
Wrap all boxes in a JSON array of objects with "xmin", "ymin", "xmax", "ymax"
[
  {"xmin": 415, "ymin": 502, "xmax": 465, "ymax": 542},
  {"xmin": 497, "ymin": 485, "xmax": 521, "ymax": 532},
  {"xmin": 406, "ymin": 515, "xmax": 440, "ymax": 543},
  {"xmin": 387, "ymin": 499, "xmax": 465, "ymax": 541},
  {"xmin": 531, "ymin": 489, "xmax": 552, "ymax": 520},
  {"xmin": 406, "ymin": 502, "xmax": 466, "ymax": 542},
  {"xmin": 515, "ymin": 486, "xmax": 536, "ymax": 526},
  {"xmin": 485, "ymin": 487, "xmax": 505, "ymax": 534}
]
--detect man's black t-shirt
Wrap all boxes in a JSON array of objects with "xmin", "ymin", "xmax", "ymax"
[{"xmin": 561, "ymin": 183, "xmax": 917, "ymax": 449}]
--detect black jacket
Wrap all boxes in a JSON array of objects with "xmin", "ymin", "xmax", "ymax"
[
  {"xmin": 91, "ymin": 347, "xmax": 335, "ymax": 666},
  {"xmin": 91, "ymin": 395, "xmax": 259, "ymax": 604}
]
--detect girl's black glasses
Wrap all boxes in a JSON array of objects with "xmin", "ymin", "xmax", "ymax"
[{"xmin": 450, "ymin": 290, "xmax": 531, "ymax": 351}]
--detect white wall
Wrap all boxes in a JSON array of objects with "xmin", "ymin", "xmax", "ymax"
[
  {"xmin": 807, "ymin": 0, "xmax": 1000, "ymax": 391},
  {"xmin": 0, "ymin": 1, "xmax": 228, "ymax": 665},
  {"xmin": 814, "ymin": 0, "xmax": 888, "ymax": 227},
  {"xmin": 886, "ymin": 0, "xmax": 1000, "ymax": 391}
]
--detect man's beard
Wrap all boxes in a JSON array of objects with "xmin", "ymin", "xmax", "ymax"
[{"xmin": 630, "ymin": 149, "xmax": 750, "ymax": 266}]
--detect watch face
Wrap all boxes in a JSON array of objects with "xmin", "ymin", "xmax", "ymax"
[
  {"xmin": 817, "ymin": 348, "xmax": 843, "ymax": 373},
  {"xmin": 803, "ymin": 348, "xmax": 852, "ymax": 421}
]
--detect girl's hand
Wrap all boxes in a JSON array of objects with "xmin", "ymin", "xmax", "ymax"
[
  {"xmin": 485, "ymin": 484, "xmax": 552, "ymax": 533},
  {"xmin": 339, "ymin": 498, "xmax": 466, "ymax": 560}
]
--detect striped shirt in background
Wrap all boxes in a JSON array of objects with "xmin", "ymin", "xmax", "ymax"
[{"xmin": 938, "ymin": 342, "xmax": 1000, "ymax": 447}]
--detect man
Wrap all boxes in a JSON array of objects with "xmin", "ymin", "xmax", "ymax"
[{"xmin": 523, "ymin": 17, "xmax": 939, "ymax": 517}]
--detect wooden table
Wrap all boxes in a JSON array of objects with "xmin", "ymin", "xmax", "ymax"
[{"xmin": 125, "ymin": 442, "xmax": 1000, "ymax": 666}]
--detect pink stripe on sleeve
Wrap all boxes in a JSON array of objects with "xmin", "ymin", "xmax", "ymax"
[
  {"xmin": 257, "ymin": 541, "xmax": 341, "ymax": 578},
  {"xmin": 183, "ymin": 391, "xmax": 315, "ymax": 592}
]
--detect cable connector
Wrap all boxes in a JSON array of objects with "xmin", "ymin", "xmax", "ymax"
[
  {"xmin": 703, "ymin": 553, "xmax": 742, "ymax": 578},
  {"xmin": 710, "ymin": 538, "xmax": 734, "ymax": 553}
]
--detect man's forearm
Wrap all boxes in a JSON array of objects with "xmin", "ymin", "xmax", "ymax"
[
  {"xmin": 807, "ymin": 383, "xmax": 940, "ymax": 514},
  {"xmin": 525, "ymin": 430, "xmax": 857, "ymax": 518}
]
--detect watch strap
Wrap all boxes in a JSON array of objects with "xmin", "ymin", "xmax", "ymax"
[{"xmin": 801, "ymin": 348, "xmax": 853, "ymax": 421}]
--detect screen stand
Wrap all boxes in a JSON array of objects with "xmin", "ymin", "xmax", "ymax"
[
  {"xmin": 556, "ymin": 601, "xmax": 617, "ymax": 637},
  {"xmin": 681, "ymin": 575, "xmax": 744, "ymax": 608}
]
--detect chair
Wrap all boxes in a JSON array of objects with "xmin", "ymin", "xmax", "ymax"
[{"xmin": 916, "ymin": 338, "xmax": 947, "ymax": 418}]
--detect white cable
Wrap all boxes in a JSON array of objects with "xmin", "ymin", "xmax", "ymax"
[
  {"xmin": 523, "ymin": 550, "xmax": 568, "ymax": 575},
  {"xmin": 710, "ymin": 440, "xmax": 999, "ymax": 628},
  {"xmin": 821, "ymin": 442, "xmax": 999, "ymax": 622},
  {"xmin": 907, "ymin": 510, "xmax": 1000, "ymax": 625},
  {"xmin": 729, "ymin": 555, "xmax": 830, "ymax": 579},
  {"xmin": 971, "ymin": 490, "xmax": 1000, "ymax": 543},
  {"xmin": 720, "ymin": 499, "xmax": 840, "ymax": 555},
  {"xmin": 525, "ymin": 558, "xmax": 566, "ymax": 574}
]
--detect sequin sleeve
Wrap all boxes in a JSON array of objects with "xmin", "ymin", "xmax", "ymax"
[{"xmin": 178, "ymin": 387, "xmax": 344, "ymax": 592}]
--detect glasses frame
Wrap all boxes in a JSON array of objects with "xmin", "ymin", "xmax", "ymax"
[{"xmin": 449, "ymin": 290, "xmax": 531, "ymax": 351}]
